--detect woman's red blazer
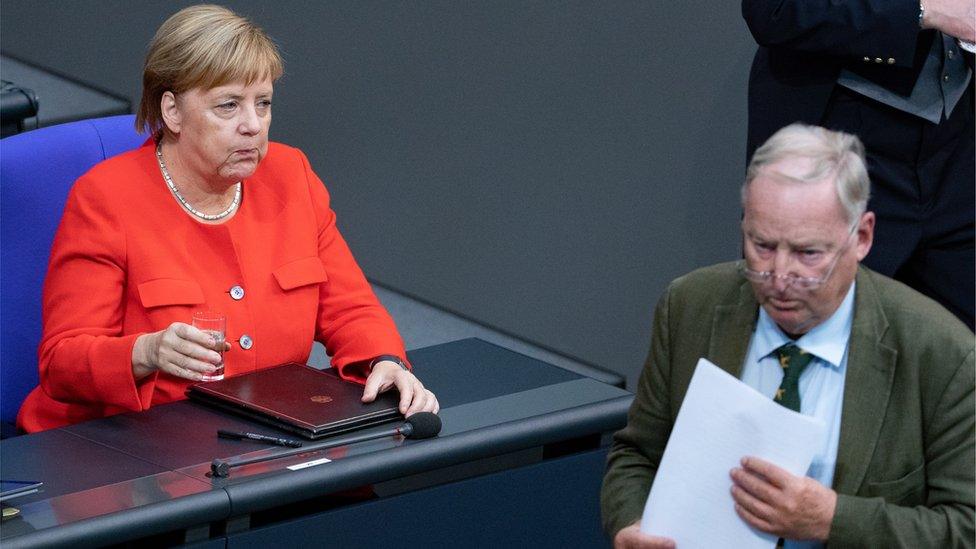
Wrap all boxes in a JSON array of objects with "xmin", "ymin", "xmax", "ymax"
[{"xmin": 17, "ymin": 141, "xmax": 408, "ymax": 432}]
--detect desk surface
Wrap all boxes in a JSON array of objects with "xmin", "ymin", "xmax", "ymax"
[
  {"xmin": 0, "ymin": 338, "xmax": 632, "ymax": 547},
  {"xmin": 1, "ymin": 55, "xmax": 130, "ymax": 129}
]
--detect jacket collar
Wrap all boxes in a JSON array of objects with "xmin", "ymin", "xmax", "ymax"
[
  {"xmin": 707, "ymin": 270, "xmax": 759, "ymax": 379},
  {"xmin": 831, "ymin": 266, "xmax": 897, "ymax": 493}
]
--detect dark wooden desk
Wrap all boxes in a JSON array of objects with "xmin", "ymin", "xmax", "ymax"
[{"xmin": 0, "ymin": 338, "xmax": 631, "ymax": 548}]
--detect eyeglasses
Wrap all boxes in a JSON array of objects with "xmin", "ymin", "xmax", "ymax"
[{"xmin": 740, "ymin": 223, "xmax": 858, "ymax": 290}]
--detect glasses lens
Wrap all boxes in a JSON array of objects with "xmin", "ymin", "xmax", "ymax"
[
  {"xmin": 740, "ymin": 267, "xmax": 765, "ymax": 282},
  {"xmin": 792, "ymin": 277, "xmax": 822, "ymax": 290},
  {"xmin": 742, "ymin": 267, "xmax": 825, "ymax": 290}
]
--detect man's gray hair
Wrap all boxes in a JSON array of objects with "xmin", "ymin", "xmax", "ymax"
[{"xmin": 743, "ymin": 123, "xmax": 870, "ymax": 225}]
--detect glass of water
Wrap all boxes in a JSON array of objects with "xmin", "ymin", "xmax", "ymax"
[{"xmin": 191, "ymin": 311, "xmax": 226, "ymax": 381}]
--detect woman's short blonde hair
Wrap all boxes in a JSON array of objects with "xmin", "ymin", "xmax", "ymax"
[{"xmin": 136, "ymin": 4, "xmax": 283, "ymax": 135}]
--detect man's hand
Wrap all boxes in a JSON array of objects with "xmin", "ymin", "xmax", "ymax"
[
  {"xmin": 922, "ymin": 0, "xmax": 976, "ymax": 43},
  {"xmin": 361, "ymin": 360, "xmax": 439, "ymax": 416},
  {"xmin": 730, "ymin": 457, "xmax": 836, "ymax": 541},
  {"xmin": 613, "ymin": 522, "xmax": 675, "ymax": 549}
]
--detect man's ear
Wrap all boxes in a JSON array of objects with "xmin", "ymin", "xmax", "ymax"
[
  {"xmin": 854, "ymin": 211, "xmax": 875, "ymax": 261},
  {"xmin": 160, "ymin": 91, "xmax": 181, "ymax": 135}
]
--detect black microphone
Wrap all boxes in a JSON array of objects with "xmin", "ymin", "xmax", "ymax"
[
  {"xmin": 211, "ymin": 412, "xmax": 442, "ymax": 477},
  {"xmin": 394, "ymin": 411, "xmax": 441, "ymax": 439}
]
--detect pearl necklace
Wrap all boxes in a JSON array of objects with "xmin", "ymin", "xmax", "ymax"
[{"xmin": 155, "ymin": 144, "xmax": 241, "ymax": 221}]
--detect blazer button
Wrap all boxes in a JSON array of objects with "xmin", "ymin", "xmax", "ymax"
[
  {"xmin": 862, "ymin": 56, "xmax": 870, "ymax": 62},
  {"xmin": 886, "ymin": 58, "xmax": 895, "ymax": 64},
  {"xmin": 229, "ymin": 285, "xmax": 245, "ymax": 300},
  {"xmin": 874, "ymin": 57, "xmax": 883, "ymax": 64},
  {"xmin": 239, "ymin": 334, "xmax": 253, "ymax": 350}
]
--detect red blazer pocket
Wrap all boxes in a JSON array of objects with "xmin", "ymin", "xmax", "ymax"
[
  {"xmin": 137, "ymin": 278, "xmax": 205, "ymax": 308},
  {"xmin": 273, "ymin": 257, "xmax": 328, "ymax": 290}
]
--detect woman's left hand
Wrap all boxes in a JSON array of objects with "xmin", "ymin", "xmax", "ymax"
[{"xmin": 361, "ymin": 360, "xmax": 439, "ymax": 416}]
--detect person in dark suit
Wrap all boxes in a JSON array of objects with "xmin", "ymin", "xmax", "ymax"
[
  {"xmin": 601, "ymin": 124, "xmax": 974, "ymax": 548},
  {"xmin": 742, "ymin": 0, "xmax": 975, "ymax": 330}
]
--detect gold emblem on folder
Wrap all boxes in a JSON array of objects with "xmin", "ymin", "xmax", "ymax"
[{"xmin": 310, "ymin": 395, "xmax": 333, "ymax": 403}]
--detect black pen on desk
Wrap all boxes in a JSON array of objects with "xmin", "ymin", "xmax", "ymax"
[{"xmin": 217, "ymin": 429, "xmax": 303, "ymax": 448}]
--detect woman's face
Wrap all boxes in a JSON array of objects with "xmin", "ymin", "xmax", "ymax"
[{"xmin": 163, "ymin": 78, "xmax": 273, "ymax": 184}]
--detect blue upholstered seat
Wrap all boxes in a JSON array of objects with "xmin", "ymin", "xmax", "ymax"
[{"xmin": 0, "ymin": 115, "xmax": 146, "ymax": 435}]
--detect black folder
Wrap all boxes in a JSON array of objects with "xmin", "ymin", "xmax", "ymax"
[{"xmin": 186, "ymin": 363, "xmax": 402, "ymax": 439}]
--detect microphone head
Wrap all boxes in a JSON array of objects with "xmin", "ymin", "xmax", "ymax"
[{"xmin": 403, "ymin": 412, "xmax": 442, "ymax": 439}]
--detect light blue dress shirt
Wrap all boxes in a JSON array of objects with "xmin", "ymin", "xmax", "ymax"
[{"xmin": 740, "ymin": 283, "xmax": 855, "ymax": 549}]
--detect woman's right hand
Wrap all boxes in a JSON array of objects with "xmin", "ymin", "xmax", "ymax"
[{"xmin": 132, "ymin": 322, "xmax": 228, "ymax": 381}]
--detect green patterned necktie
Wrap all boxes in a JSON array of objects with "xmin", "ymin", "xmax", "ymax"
[{"xmin": 772, "ymin": 343, "xmax": 814, "ymax": 412}]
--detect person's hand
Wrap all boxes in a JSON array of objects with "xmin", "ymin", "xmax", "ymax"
[
  {"xmin": 730, "ymin": 457, "xmax": 836, "ymax": 541},
  {"xmin": 922, "ymin": 0, "xmax": 976, "ymax": 42},
  {"xmin": 613, "ymin": 522, "xmax": 675, "ymax": 549},
  {"xmin": 132, "ymin": 322, "xmax": 229, "ymax": 381},
  {"xmin": 361, "ymin": 360, "xmax": 439, "ymax": 416}
]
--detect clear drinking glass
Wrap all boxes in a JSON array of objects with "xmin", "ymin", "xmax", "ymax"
[{"xmin": 192, "ymin": 311, "xmax": 226, "ymax": 381}]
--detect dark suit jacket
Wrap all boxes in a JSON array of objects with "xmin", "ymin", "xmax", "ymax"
[
  {"xmin": 601, "ymin": 262, "xmax": 975, "ymax": 547},
  {"xmin": 741, "ymin": 0, "xmax": 939, "ymax": 158}
]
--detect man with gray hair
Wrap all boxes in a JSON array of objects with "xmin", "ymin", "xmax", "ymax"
[{"xmin": 601, "ymin": 124, "xmax": 974, "ymax": 548}]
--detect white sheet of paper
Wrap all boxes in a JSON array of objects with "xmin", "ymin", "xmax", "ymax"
[{"xmin": 640, "ymin": 358, "xmax": 826, "ymax": 547}]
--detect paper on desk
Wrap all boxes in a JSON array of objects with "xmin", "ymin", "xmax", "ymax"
[{"xmin": 640, "ymin": 358, "xmax": 826, "ymax": 547}]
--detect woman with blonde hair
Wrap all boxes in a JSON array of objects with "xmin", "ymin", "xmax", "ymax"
[{"xmin": 17, "ymin": 4, "xmax": 438, "ymax": 432}]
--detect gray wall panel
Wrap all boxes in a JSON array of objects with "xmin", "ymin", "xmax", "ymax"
[{"xmin": 1, "ymin": 1, "xmax": 756, "ymax": 388}]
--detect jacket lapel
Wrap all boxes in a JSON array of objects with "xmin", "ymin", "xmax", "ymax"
[
  {"xmin": 707, "ymin": 278, "xmax": 759, "ymax": 379},
  {"xmin": 831, "ymin": 267, "xmax": 898, "ymax": 494}
]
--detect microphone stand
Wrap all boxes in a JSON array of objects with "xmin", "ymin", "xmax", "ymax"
[
  {"xmin": 212, "ymin": 425, "xmax": 406, "ymax": 478},
  {"xmin": 212, "ymin": 413, "xmax": 440, "ymax": 477}
]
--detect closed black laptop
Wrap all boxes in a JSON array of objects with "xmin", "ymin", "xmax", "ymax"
[{"xmin": 186, "ymin": 363, "xmax": 402, "ymax": 439}]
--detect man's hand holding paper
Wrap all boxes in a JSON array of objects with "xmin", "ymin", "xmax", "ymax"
[
  {"xmin": 731, "ymin": 457, "xmax": 837, "ymax": 541},
  {"xmin": 612, "ymin": 522, "xmax": 675, "ymax": 549}
]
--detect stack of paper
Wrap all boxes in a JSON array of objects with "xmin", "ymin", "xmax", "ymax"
[{"xmin": 641, "ymin": 358, "xmax": 826, "ymax": 547}]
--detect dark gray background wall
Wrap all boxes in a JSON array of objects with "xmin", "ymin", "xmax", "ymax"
[{"xmin": 1, "ymin": 1, "xmax": 757, "ymax": 389}]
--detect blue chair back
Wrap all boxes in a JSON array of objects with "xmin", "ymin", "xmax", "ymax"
[{"xmin": 0, "ymin": 115, "xmax": 147, "ymax": 428}]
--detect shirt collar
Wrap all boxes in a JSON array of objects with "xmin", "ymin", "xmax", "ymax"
[{"xmin": 753, "ymin": 282, "xmax": 856, "ymax": 369}]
